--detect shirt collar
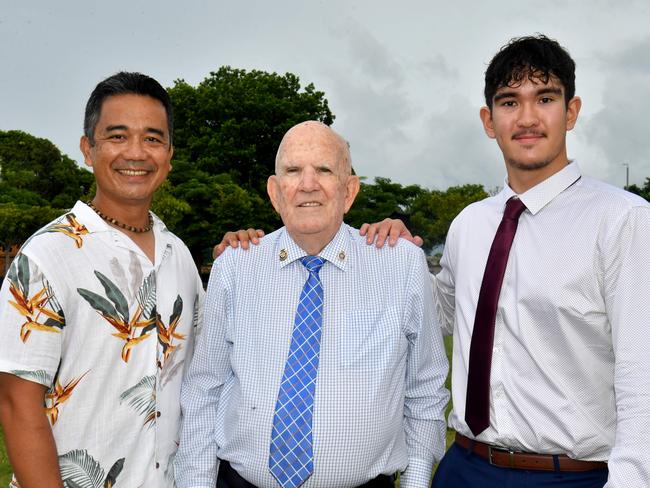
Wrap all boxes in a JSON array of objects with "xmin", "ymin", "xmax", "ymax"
[
  {"xmin": 275, "ymin": 224, "xmax": 350, "ymax": 271},
  {"xmin": 498, "ymin": 162, "xmax": 582, "ymax": 215}
]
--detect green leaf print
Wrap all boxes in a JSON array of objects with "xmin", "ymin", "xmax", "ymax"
[
  {"xmin": 44, "ymin": 280, "xmax": 65, "ymax": 326},
  {"xmin": 59, "ymin": 449, "xmax": 104, "ymax": 488},
  {"xmin": 78, "ymin": 271, "xmax": 156, "ymax": 362},
  {"xmin": 9, "ymin": 369, "xmax": 53, "ymax": 385},
  {"xmin": 6, "ymin": 255, "xmax": 18, "ymax": 288},
  {"xmin": 103, "ymin": 458, "xmax": 125, "ymax": 488},
  {"xmin": 169, "ymin": 295, "xmax": 183, "ymax": 325},
  {"xmin": 157, "ymin": 295, "xmax": 185, "ymax": 370},
  {"xmin": 192, "ymin": 293, "xmax": 200, "ymax": 328},
  {"xmin": 8, "ymin": 261, "xmax": 65, "ymax": 342},
  {"xmin": 94, "ymin": 271, "xmax": 129, "ymax": 324},
  {"xmin": 8, "ymin": 253, "xmax": 30, "ymax": 297},
  {"xmin": 77, "ymin": 289, "xmax": 120, "ymax": 320},
  {"xmin": 136, "ymin": 270, "xmax": 156, "ymax": 321},
  {"xmin": 120, "ymin": 375, "xmax": 157, "ymax": 427}
]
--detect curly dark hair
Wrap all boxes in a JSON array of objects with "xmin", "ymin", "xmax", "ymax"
[
  {"xmin": 84, "ymin": 72, "xmax": 173, "ymax": 146},
  {"xmin": 484, "ymin": 34, "xmax": 575, "ymax": 109}
]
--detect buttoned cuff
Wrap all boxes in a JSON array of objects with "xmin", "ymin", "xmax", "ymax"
[{"xmin": 399, "ymin": 456, "xmax": 433, "ymax": 488}]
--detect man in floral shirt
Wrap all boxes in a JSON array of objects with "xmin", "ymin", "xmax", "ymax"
[{"xmin": 0, "ymin": 72, "xmax": 204, "ymax": 487}]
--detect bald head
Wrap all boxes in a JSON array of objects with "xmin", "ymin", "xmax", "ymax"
[
  {"xmin": 267, "ymin": 120, "xmax": 360, "ymax": 255},
  {"xmin": 275, "ymin": 121, "xmax": 352, "ymax": 177}
]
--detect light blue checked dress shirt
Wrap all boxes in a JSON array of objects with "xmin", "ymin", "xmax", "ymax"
[{"xmin": 175, "ymin": 224, "xmax": 449, "ymax": 488}]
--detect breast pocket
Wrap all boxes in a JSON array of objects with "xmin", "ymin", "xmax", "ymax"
[{"xmin": 339, "ymin": 306, "xmax": 405, "ymax": 371}]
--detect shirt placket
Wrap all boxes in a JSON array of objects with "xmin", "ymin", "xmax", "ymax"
[
  {"xmin": 491, "ymin": 250, "xmax": 514, "ymax": 441},
  {"xmin": 154, "ymin": 242, "xmax": 173, "ymax": 475}
]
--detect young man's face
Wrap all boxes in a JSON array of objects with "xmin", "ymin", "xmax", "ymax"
[{"xmin": 480, "ymin": 75, "xmax": 581, "ymax": 191}]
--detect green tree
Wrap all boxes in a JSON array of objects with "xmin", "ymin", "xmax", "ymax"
[
  {"xmin": 166, "ymin": 163, "xmax": 279, "ymax": 263},
  {"xmin": 0, "ymin": 130, "xmax": 93, "ymax": 208},
  {"xmin": 626, "ymin": 178, "xmax": 650, "ymax": 202},
  {"xmin": 346, "ymin": 177, "xmax": 426, "ymax": 229},
  {"xmin": 168, "ymin": 67, "xmax": 334, "ymax": 194},
  {"xmin": 151, "ymin": 181, "xmax": 192, "ymax": 231},
  {"xmin": 411, "ymin": 184, "xmax": 488, "ymax": 250},
  {"xmin": 165, "ymin": 67, "xmax": 334, "ymax": 263},
  {"xmin": 0, "ymin": 203, "xmax": 64, "ymax": 247}
]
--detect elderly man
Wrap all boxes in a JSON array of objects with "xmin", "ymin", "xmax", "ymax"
[
  {"xmin": 174, "ymin": 121, "xmax": 449, "ymax": 488},
  {"xmin": 0, "ymin": 72, "xmax": 203, "ymax": 487}
]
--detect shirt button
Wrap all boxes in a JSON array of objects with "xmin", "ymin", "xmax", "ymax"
[
  {"xmin": 156, "ymin": 411, "xmax": 161, "ymax": 418},
  {"xmin": 156, "ymin": 462, "xmax": 160, "ymax": 469}
]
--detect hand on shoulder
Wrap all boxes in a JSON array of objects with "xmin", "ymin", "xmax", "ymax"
[
  {"xmin": 212, "ymin": 229, "xmax": 265, "ymax": 259},
  {"xmin": 359, "ymin": 218, "xmax": 424, "ymax": 248}
]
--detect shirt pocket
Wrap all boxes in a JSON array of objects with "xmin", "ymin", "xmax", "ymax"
[{"xmin": 339, "ymin": 306, "xmax": 404, "ymax": 371}]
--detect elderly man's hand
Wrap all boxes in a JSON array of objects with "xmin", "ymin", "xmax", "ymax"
[
  {"xmin": 359, "ymin": 219, "xmax": 424, "ymax": 248},
  {"xmin": 212, "ymin": 229, "xmax": 266, "ymax": 259}
]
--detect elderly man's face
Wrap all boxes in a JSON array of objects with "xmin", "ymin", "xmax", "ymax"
[{"xmin": 267, "ymin": 123, "xmax": 359, "ymax": 252}]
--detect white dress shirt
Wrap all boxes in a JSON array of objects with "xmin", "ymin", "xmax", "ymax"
[
  {"xmin": 175, "ymin": 223, "xmax": 449, "ymax": 488},
  {"xmin": 434, "ymin": 162, "xmax": 650, "ymax": 486}
]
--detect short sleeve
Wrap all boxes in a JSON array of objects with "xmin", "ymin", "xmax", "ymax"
[{"xmin": 0, "ymin": 252, "xmax": 65, "ymax": 387}]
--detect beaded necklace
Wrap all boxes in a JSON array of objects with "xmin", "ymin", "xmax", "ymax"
[{"xmin": 87, "ymin": 201, "xmax": 154, "ymax": 233}]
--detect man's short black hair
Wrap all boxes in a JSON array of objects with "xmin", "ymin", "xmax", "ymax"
[
  {"xmin": 84, "ymin": 71, "xmax": 173, "ymax": 145},
  {"xmin": 484, "ymin": 34, "xmax": 576, "ymax": 109}
]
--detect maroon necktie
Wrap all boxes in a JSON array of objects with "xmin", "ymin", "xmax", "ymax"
[{"xmin": 465, "ymin": 197, "xmax": 527, "ymax": 436}]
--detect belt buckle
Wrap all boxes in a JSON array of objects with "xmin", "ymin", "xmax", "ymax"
[{"xmin": 488, "ymin": 445, "xmax": 516, "ymax": 468}]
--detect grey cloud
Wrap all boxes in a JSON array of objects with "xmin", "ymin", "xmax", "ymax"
[
  {"xmin": 320, "ymin": 18, "xmax": 417, "ymax": 181},
  {"xmin": 4, "ymin": 0, "xmax": 650, "ymax": 192},
  {"xmin": 420, "ymin": 55, "xmax": 460, "ymax": 81},
  {"xmin": 330, "ymin": 18, "xmax": 405, "ymax": 86},
  {"xmin": 600, "ymin": 36, "xmax": 650, "ymax": 74},
  {"xmin": 580, "ymin": 37, "xmax": 650, "ymax": 185},
  {"xmin": 397, "ymin": 95, "xmax": 505, "ymax": 190}
]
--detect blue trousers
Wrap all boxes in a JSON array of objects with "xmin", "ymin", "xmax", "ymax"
[{"xmin": 431, "ymin": 443, "xmax": 608, "ymax": 488}]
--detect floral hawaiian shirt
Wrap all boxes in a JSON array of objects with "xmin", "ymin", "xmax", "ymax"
[{"xmin": 0, "ymin": 201, "xmax": 204, "ymax": 487}]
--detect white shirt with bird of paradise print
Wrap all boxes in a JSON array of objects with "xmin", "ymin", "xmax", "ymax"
[{"xmin": 0, "ymin": 201, "xmax": 204, "ymax": 488}]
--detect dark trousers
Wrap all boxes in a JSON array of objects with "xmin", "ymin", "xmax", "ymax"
[
  {"xmin": 217, "ymin": 460, "xmax": 395, "ymax": 488},
  {"xmin": 431, "ymin": 443, "xmax": 609, "ymax": 488}
]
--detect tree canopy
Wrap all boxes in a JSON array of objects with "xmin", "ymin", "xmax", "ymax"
[
  {"xmin": 411, "ymin": 184, "xmax": 489, "ymax": 249},
  {"xmin": 165, "ymin": 67, "xmax": 335, "ymax": 261},
  {"xmin": 0, "ymin": 130, "xmax": 93, "ymax": 208},
  {"xmin": 169, "ymin": 67, "xmax": 334, "ymax": 193},
  {"xmin": 0, "ymin": 130, "xmax": 93, "ymax": 251},
  {"xmin": 626, "ymin": 178, "xmax": 650, "ymax": 202}
]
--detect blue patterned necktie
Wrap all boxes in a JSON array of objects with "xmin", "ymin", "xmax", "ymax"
[{"xmin": 269, "ymin": 256, "xmax": 325, "ymax": 488}]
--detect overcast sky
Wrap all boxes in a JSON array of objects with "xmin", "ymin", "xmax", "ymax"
[{"xmin": 2, "ymin": 0, "xmax": 650, "ymax": 191}]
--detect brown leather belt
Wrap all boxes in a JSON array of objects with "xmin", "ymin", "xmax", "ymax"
[{"xmin": 455, "ymin": 433, "xmax": 608, "ymax": 472}]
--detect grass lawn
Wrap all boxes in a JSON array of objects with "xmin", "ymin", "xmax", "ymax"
[
  {"xmin": 0, "ymin": 427, "xmax": 10, "ymax": 486},
  {"xmin": 0, "ymin": 336, "xmax": 455, "ymax": 485}
]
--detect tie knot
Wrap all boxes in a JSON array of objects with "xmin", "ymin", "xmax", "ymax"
[
  {"xmin": 300, "ymin": 256, "xmax": 325, "ymax": 274},
  {"xmin": 504, "ymin": 197, "xmax": 526, "ymax": 221}
]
